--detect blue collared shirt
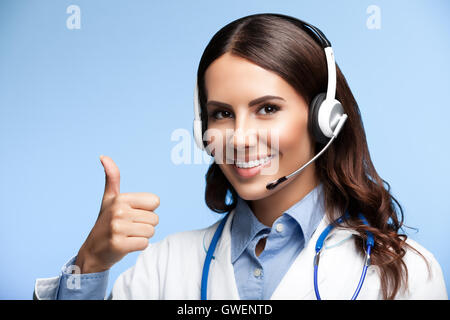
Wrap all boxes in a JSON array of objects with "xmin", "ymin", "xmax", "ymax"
[
  {"xmin": 230, "ymin": 183, "xmax": 325, "ymax": 299},
  {"xmin": 55, "ymin": 183, "xmax": 324, "ymax": 299}
]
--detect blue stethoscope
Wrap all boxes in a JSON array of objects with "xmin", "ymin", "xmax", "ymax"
[{"xmin": 201, "ymin": 211, "xmax": 374, "ymax": 300}]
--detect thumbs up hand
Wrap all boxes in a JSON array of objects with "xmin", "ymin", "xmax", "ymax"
[{"xmin": 75, "ymin": 155, "xmax": 160, "ymax": 274}]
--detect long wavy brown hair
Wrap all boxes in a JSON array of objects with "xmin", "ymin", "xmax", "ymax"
[{"xmin": 196, "ymin": 13, "xmax": 423, "ymax": 299}]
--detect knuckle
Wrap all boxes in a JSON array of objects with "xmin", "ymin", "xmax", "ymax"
[
  {"xmin": 147, "ymin": 212, "xmax": 158, "ymax": 226},
  {"xmin": 110, "ymin": 220, "xmax": 121, "ymax": 234},
  {"xmin": 147, "ymin": 225, "xmax": 155, "ymax": 237},
  {"xmin": 151, "ymin": 194, "xmax": 160, "ymax": 208},
  {"xmin": 113, "ymin": 193, "xmax": 126, "ymax": 205},
  {"xmin": 109, "ymin": 235, "xmax": 120, "ymax": 249},
  {"xmin": 112, "ymin": 206, "xmax": 124, "ymax": 219},
  {"xmin": 137, "ymin": 238, "xmax": 149, "ymax": 250}
]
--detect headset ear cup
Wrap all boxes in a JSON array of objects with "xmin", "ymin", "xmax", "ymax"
[{"xmin": 308, "ymin": 93, "xmax": 330, "ymax": 145}]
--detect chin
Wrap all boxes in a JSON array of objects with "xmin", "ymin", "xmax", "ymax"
[{"xmin": 232, "ymin": 183, "xmax": 270, "ymax": 201}]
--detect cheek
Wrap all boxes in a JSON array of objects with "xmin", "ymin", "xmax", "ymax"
[
  {"xmin": 203, "ymin": 127, "xmax": 229, "ymax": 157},
  {"xmin": 271, "ymin": 113, "xmax": 311, "ymax": 155}
]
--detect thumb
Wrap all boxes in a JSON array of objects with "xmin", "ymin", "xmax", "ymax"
[{"xmin": 99, "ymin": 155, "xmax": 120, "ymax": 200}]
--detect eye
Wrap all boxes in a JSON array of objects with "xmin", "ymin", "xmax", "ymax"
[
  {"xmin": 257, "ymin": 104, "xmax": 280, "ymax": 115},
  {"xmin": 210, "ymin": 110, "xmax": 233, "ymax": 120}
]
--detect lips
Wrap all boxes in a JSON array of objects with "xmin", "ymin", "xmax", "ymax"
[{"xmin": 232, "ymin": 155, "xmax": 275, "ymax": 178}]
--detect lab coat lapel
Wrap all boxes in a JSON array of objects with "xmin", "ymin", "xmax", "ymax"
[
  {"xmin": 270, "ymin": 214, "xmax": 331, "ymax": 299},
  {"xmin": 207, "ymin": 209, "xmax": 241, "ymax": 300},
  {"xmin": 270, "ymin": 215, "xmax": 370, "ymax": 300}
]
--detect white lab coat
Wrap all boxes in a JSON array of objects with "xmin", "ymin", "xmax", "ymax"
[{"xmin": 34, "ymin": 208, "xmax": 448, "ymax": 300}]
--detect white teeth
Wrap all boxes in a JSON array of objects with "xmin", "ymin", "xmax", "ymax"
[{"xmin": 235, "ymin": 155, "xmax": 273, "ymax": 169}]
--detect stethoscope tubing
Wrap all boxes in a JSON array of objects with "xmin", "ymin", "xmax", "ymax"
[
  {"xmin": 313, "ymin": 245, "xmax": 372, "ymax": 300},
  {"xmin": 201, "ymin": 214, "xmax": 228, "ymax": 300},
  {"xmin": 313, "ymin": 212, "xmax": 374, "ymax": 300}
]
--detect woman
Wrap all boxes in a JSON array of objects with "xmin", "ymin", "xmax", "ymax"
[{"xmin": 34, "ymin": 13, "xmax": 447, "ymax": 300}]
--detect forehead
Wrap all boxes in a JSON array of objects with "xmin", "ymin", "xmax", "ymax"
[{"xmin": 204, "ymin": 52, "xmax": 292, "ymax": 102}]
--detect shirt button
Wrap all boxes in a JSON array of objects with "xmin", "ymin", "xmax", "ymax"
[
  {"xmin": 275, "ymin": 223, "xmax": 284, "ymax": 233},
  {"xmin": 253, "ymin": 268, "xmax": 262, "ymax": 277}
]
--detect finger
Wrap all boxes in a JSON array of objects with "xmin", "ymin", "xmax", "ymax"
[
  {"xmin": 128, "ymin": 209, "xmax": 159, "ymax": 226},
  {"xmin": 123, "ymin": 222, "xmax": 155, "ymax": 238},
  {"xmin": 100, "ymin": 155, "xmax": 120, "ymax": 200},
  {"xmin": 121, "ymin": 192, "xmax": 160, "ymax": 210},
  {"xmin": 122, "ymin": 237, "xmax": 149, "ymax": 253}
]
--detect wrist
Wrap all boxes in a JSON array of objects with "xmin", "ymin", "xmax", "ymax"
[{"xmin": 75, "ymin": 244, "xmax": 109, "ymax": 274}]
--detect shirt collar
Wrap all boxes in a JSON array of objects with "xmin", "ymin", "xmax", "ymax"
[
  {"xmin": 230, "ymin": 195, "xmax": 270, "ymax": 263},
  {"xmin": 284, "ymin": 182, "xmax": 325, "ymax": 243},
  {"xmin": 230, "ymin": 182, "xmax": 325, "ymax": 263}
]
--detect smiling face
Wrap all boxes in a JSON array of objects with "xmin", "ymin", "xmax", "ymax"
[{"xmin": 204, "ymin": 52, "xmax": 317, "ymax": 201}]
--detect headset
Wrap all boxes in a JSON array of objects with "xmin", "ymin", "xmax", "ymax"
[{"xmin": 193, "ymin": 14, "xmax": 348, "ymax": 191}]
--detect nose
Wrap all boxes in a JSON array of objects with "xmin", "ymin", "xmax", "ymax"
[
  {"xmin": 229, "ymin": 115, "xmax": 258, "ymax": 153},
  {"xmin": 231, "ymin": 128, "xmax": 258, "ymax": 149}
]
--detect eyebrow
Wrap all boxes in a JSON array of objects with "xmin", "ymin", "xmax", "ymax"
[{"xmin": 206, "ymin": 95, "xmax": 286, "ymax": 109}]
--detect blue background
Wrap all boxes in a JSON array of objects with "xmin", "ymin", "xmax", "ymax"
[{"xmin": 1, "ymin": 0, "xmax": 449, "ymax": 299}]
